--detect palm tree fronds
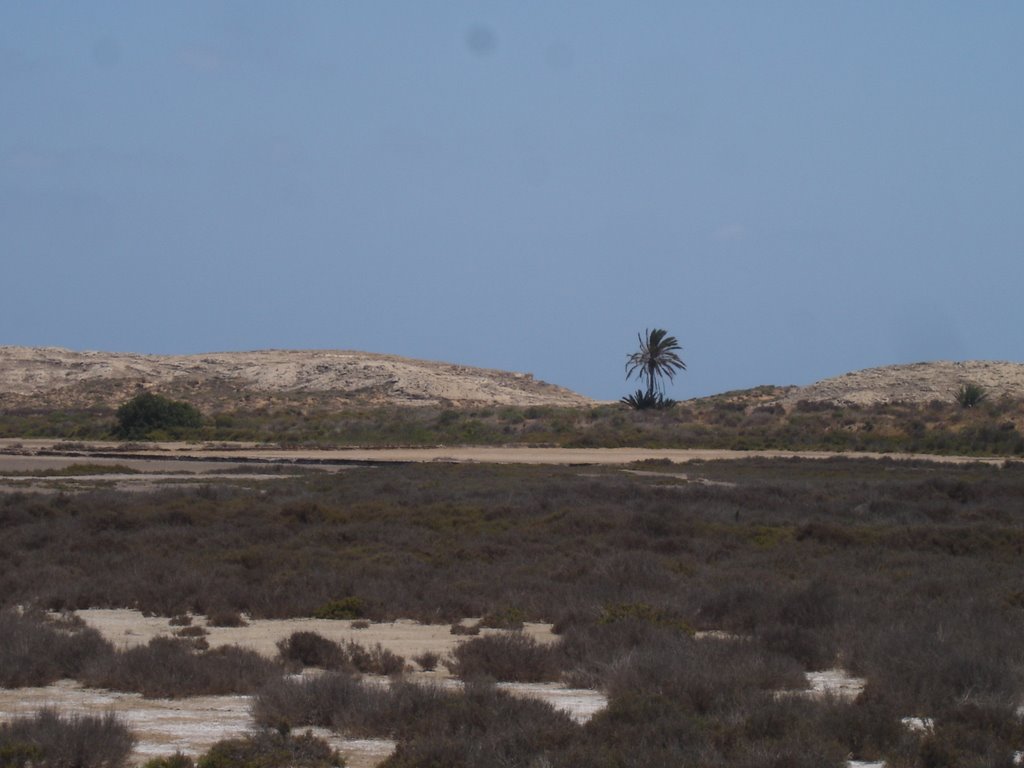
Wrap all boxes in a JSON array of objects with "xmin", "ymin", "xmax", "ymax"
[{"xmin": 623, "ymin": 328, "xmax": 686, "ymax": 405}]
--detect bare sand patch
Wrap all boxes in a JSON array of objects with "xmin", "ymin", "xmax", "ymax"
[
  {"xmin": 75, "ymin": 609, "xmax": 558, "ymax": 662},
  {"xmin": 805, "ymin": 668, "xmax": 867, "ymax": 700},
  {"xmin": 0, "ymin": 681, "xmax": 392, "ymax": 768},
  {"xmin": 1, "ymin": 611, "xmax": 603, "ymax": 767}
]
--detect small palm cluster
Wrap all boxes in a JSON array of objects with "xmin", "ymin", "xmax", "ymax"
[
  {"xmin": 622, "ymin": 328, "xmax": 685, "ymax": 410},
  {"xmin": 954, "ymin": 382, "xmax": 987, "ymax": 409}
]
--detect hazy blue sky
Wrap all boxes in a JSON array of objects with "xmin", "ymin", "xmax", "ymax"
[{"xmin": 3, "ymin": 3, "xmax": 1022, "ymax": 400}]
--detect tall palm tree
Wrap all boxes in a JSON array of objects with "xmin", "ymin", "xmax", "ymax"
[{"xmin": 625, "ymin": 328, "xmax": 686, "ymax": 401}]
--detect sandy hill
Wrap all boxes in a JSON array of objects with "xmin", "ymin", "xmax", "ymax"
[
  {"xmin": 782, "ymin": 361, "xmax": 1024, "ymax": 407},
  {"xmin": 0, "ymin": 347, "xmax": 593, "ymax": 410}
]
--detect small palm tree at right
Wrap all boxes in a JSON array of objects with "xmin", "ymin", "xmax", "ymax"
[
  {"xmin": 954, "ymin": 382, "xmax": 987, "ymax": 409},
  {"xmin": 622, "ymin": 328, "xmax": 686, "ymax": 409}
]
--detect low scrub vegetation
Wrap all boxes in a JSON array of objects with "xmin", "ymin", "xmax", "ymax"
[
  {"xmin": 0, "ymin": 708, "xmax": 135, "ymax": 768},
  {"xmin": 254, "ymin": 676, "xmax": 577, "ymax": 766},
  {"xmin": 137, "ymin": 731, "xmax": 344, "ymax": 768},
  {"xmin": 196, "ymin": 730, "xmax": 343, "ymax": 768},
  {"xmin": 0, "ymin": 608, "xmax": 111, "ymax": 687},
  {"xmin": 4, "ymin": 459, "xmax": 1024, "ymax": 764},
  {"xmin": 79, "ymin": 636, "xmax": 280, "ymax": 698},
  {"xmin": 4, "ymin": 390, "xmax": 1024, "ymax": 455},
  {"xmin": 277, "ymin": 632, "xmax": 404, "ymax": 675},
  {"xmin": 448, "ymin": 632, "xmax": 561, "ymax": 682}
]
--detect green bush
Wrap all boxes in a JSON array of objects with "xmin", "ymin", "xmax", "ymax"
[
  {"xmin": 313, "ymin": 598, "xmax": 365, "ymax": 620},
  {"xmin": 599, "ymin": 602, "xmax": 694, "ymax": 635},
  {"xmin": 954, "ymin": 383, "xmax": 988, "ymax": 409},
  {"xmin": 113, "ymin": 392, "xmax": 202, "ymax": 439},
  {"xmin": 480, "ymin": 606, "xmax": 526, "ymax": 630}
]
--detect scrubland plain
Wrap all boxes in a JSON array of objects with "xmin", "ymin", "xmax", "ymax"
[
  {"xmin": 2, "ymin": 456, "xmax": 1024, "ymax": 766},
  {"xmin": 3, "ymin": 351, "xmax": 1024, "ymax": 765}
]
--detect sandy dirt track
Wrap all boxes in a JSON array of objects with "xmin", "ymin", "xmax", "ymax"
[
  {"xmin": 185, "ymin": 445, "xmax": 1011, "ymax": 466},
  {"xmin": 0, "ymin": 441, "xmax": 1013, "ymax": 493},
  {"xmin": 0, "ymin": 440, "xmax": 1012, "ymax": 467},
  {"xmin": 0, "ymin": 443, "xmax": 1012, "ymax": 494}
]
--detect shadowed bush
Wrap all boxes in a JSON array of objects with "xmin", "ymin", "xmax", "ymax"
[
  {"xmin": 277, "ymin": 631, "xmax": 348, "ymax": 670},
  {"xmin": 0, "ymin": 609, "xmax": 113, "ymax": 688},
  {"xmin": 844, "ymin": 605, "xmax": 1024, "ymax": 715},
  {"xmin": 141, "ymin": 754, "xmax": 195, "ymax": 768},
  {"xmin": 0, "ymin": 708, "xmax": 135, "ymax": 768},
  {"xmin": 412, "ymin": 651, "xmax": 440, "ymax": 671},
  {"xmin": 197, "ymin": 729, "xmax": 344, "ymax": 768},
  {"xmin": 255, "ymin": 674, "xmax": 577, "ymax": 767},
  {"xmin": 604, "ymin": 634, "xmax": 806, "ymax": 715},
  {"xmin": 275, "ymin": 632, "xmax": 406, "ymax": 676},
  {"xmin": 914, "ymin": 702, "xmax": 1024, "ymax": 768},
  {"xmin": 81, "ymin": 636, "xmax": 280, "ymax": 698},
  {"xmin": 343, "ymin": 640, "xmax": 405, "ymax": 676},
  {"xmin": 206, "ymin": 609, "xmax": 247, "ymax": 627},
  {"xmin": 449, "ymin": 632, "xmax": 561, "ymax": 682},
  {"xmin": 254, "ymin": 672, "xmax": 380, "ymax": 733},
  {"xmin": 380, "ymin": 681, "xmax": 578, "ymax": 768}
]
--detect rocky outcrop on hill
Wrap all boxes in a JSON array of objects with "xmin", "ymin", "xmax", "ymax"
[
  {"xmin": 783, "ymin": 361, "xmax": 1024, "ymax": 407},
  {"xmin": 0, "ymin": 347, "xmax": 593, "ymax": 410}
]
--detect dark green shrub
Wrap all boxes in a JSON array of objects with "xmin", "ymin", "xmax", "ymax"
[
  {"xmin": 206, "ymin": 609, "xmax": 247, "ymax": 627},
  {"xmin": 599, "ymin": 602, "xmax": 694, "ymax": 635},
  {"xmin": 955, "ymin": 383, "xmax": 988, "ymax": 409},
  {"xmin": 620, "ymin": 390, "xmax": 677, "ymax": 410},
  {"xmin": 313, "ymin": 598, "xmax": 365, "ymax": 620},
  {"xmin": 480, "ymin": 606, "xmax": 525, "ymax": 630},
  {"xmin": 113, "ymin": 392, "xmax": 202, "ymax": 439}
]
